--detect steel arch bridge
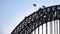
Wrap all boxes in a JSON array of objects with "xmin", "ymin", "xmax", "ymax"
[{"xmin": 11, "ymin": 5, "xmax": 60, "ymax": 34}]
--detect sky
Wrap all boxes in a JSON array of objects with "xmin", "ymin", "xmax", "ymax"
[{"xmin": 0, "ymin": 0, "xmax": 60, "ymax": 34}]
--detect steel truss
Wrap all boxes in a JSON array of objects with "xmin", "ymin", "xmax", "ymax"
[{"xmin": 11, "ymin": 5, "xmax": 60, "ymax": 34}]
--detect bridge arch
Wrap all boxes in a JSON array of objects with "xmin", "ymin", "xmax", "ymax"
[{"xmin": 11, "ymin": 5, "xmax": 60, "ymax": 34}]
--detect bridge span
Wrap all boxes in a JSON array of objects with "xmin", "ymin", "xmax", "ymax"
[{"xmin": 11, "ymin": 5, "xmax": 60, "ymax": 34}]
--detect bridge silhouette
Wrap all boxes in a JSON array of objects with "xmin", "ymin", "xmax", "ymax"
[{"xmin": 11, "ymin": 5, "xmax": 60, "ymax": 34}]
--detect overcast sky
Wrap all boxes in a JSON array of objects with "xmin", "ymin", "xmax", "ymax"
[{"xmin": 0, "ymin": 0, "xmax": 60, "ymax": 34}]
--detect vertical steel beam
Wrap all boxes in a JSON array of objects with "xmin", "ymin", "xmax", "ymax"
[
  {"xmin": 42, "ymin": 24, "xmax": 43, "ymax": 34},
  {"xmin": 46, "ymin": 23, "xmax": 47, "ymax": 34},
  {"xmin": 39, "ymin": 25, "xmax": 42, "ymax": 34},
  {"xmin": 36, "ymin": 28, "xmax": 38, "ymax": 34},
  {"xmin": 59, "ymin": 20, "xmax": 60, "ymax": 34},
  {"xmin": 38, "ymin": 27, "xmax": 39, "ymax": 34},
  {"xmin": 47, "ymin": 22, "xmax": 49, "ymax": 34},
  {"xmin": 54, "ymin": 20, "xmax": 55, "ymax": 34},
  {"xmin": 57, "ymin": 20, "xmax": 59, "ymax": 34},
  {"xmin": 56, "ymin": 20, "xmax": 58, "ymax": 34},
  {"xmin": 50, "ymin": 21, "xmax": 53, "ymax": 34},
  {"xmin": 54, "ymin": 20, "xmax": 58, "ymax": 34},
  {"xmin": 34, "ymin": 29, "xmax": 36, "ymax": 34}
]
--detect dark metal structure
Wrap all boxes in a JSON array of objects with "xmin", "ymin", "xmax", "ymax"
[{"xmin": 11, "ymin": 5, "xmax": 60, "ymax": 34}]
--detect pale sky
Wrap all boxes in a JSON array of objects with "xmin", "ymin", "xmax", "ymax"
[{"xmin": 0, "ymin": 0, "xmax": 60, "ymax": 34}]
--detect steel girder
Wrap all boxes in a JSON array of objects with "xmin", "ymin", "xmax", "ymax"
[{"xmin": 11, "ymin": 5, "xmax": 60, "ymax": 34}]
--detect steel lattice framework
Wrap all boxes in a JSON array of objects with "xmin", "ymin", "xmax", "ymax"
[{"xmin": 11, "ymin": 5, "xmax": 60, "ymax": 34}]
